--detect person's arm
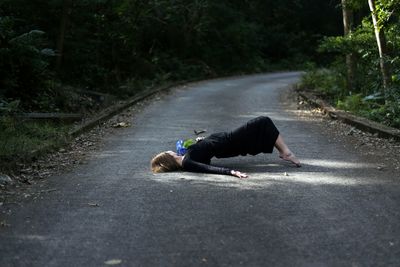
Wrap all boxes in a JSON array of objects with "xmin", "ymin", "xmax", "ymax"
[{"xmin": 182, "ymin": 157, "xmax": 248, "ymax": 178}]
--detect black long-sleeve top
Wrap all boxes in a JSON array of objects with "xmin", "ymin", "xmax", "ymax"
[
  {"xmin": 182, "ymin": 132, "xmax": 235, "ymax": 175},
  {"xmin": 181, "ymin": 116, "xmax": 280, "ymax": 176}
]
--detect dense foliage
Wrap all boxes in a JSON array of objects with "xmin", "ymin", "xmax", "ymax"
[
  {"xmin": 1, "ymin": 0, "xmax": 342, "ymax": 113},
  {"xmin": 301, "ymin": 0, "xmax": 400, "ymax": 128}
]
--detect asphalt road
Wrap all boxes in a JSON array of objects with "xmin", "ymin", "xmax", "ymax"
[{"xmin": 1, "ymin": 72, "xmax": 400, "ymax": 266}]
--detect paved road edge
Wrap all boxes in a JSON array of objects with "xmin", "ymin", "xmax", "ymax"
[{"xmin": 68, "ymin": 79, "xmax": 197, "ymax": 137}]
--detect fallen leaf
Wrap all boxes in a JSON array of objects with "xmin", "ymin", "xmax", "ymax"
[
  {"xmin": 194, "ymin": 129, "xmax": 207, "ymax": 135},
  {"xmin": 112, "ymin": 122, "xmax": 130, "ymax": 128},
  {"xmin": 104, "ymin": 259, "xmax": 122, "ymax": 265},
  {"xmin": 40, "ymin": 188, "xmax": 58, "ymax": 193}
]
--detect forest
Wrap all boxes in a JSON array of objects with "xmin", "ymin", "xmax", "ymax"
[
  {"xmin": 0, "ymin": 0, "xmax": 399, "ymax": 165},
  {"xmin": 302, "ymin": 0, "xmax": 400, "ymax": 128}
]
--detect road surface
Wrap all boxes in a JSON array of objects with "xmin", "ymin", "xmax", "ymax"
[{"xmin": 1, "ymin": 72, "xmax": 399, "ymax": 266}]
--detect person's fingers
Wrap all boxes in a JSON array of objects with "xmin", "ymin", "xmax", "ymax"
[
  {"xmin": 231, "ymin": 170, "xmax": 248, "ymax": 178},
  {"xmin": 241, "ymin": 173, "xmax": 248, "ymax": 178},
  {"xmin": 236, "ymin": 171, "xmax": 248, "ymax": 178}
]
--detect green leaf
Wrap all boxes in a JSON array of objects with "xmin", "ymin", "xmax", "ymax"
[{"xmin": 183, "ymin": 139, "xmax": 195, "ymax": 148}]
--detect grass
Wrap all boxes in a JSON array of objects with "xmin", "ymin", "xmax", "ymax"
[{"xmin": 0, "ymin": 117, "xmax": 70, "ymax": 170}]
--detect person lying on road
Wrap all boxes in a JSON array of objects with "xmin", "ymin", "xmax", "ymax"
[{"xmin": 151, "ymin": 116, "xmax": 301, "ymax": 178}]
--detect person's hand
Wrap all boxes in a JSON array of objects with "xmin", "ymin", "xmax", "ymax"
[
  {"xmin": 195, "ymin": 136, "xmax": 205, "ymax": 142},
  {"xmin": 230, "ymin": 170, "xmax": 248, "ymax": 178}
]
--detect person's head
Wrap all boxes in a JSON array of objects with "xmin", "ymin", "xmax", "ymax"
[{"xmin": 151, "ymin": 151, "xmax": 182, "ymax": 173}]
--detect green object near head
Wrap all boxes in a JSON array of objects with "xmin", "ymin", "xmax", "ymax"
[{"xmin": 183, "ymin": 139, "xmax": 195, "ymax": 148}]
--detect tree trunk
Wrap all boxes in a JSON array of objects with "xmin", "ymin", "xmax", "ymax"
[
  {"xmin": 368, "ymin": 0, "xmax": 391, "ymax": 93},
  {"xmin": 56, "ymin": 0, "xmax": 73, "ymax": 71},
  {"xmin": 341, "ymin": 0, "xmax": 356, "ymax": 93}
]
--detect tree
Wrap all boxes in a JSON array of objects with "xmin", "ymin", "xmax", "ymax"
[
  {"xmin": 56, "ymin": 0, "xmax": 73, "ymax": 70},
  {"xmin": 368, "ymin": 0, "xmax": 391, "ymax": 92},
  {"xmin": 341, "ymin": 0, "xmax": 356, "ymax": 91}
]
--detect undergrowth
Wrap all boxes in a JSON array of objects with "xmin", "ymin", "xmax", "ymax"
[
  {"xmin": 0, "ymin": 116, "xmax": 70, "ymax": 170},
  {"xmin": 300, "ymin": 69, "xmax": 400, "ymax": 129}
]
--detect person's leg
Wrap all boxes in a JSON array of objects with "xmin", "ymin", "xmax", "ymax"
[{"xmin": 274, "ymin": 134, "xmax": 301, "ymax": 167}]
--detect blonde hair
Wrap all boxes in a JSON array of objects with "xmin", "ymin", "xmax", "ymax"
[{"xmin": 151, "ymin": 152, "xmax": 181, "ymax": 173}]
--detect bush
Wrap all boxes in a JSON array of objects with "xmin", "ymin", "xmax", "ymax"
[
  {"xmin": 0, "ymin": 16, "xmax": 54, "ymax": 110},
  {"xmin": 337, "ymin": 94, "xmax": 365, "ymax": 111},
  {"xmin": 0, "ymin": 116, "xmax": 69, "ymax": 167},
  {"xmin": 299, "ymin": 68, "xmax": 345, "ymax": 100}
]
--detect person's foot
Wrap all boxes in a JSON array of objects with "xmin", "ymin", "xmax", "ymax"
[{"xmin": 279, "ymin": 152, "xmax": 301, "ymax": 167}]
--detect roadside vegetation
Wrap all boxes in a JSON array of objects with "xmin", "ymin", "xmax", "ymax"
[
  {"xmin": 0, "ymin": 119, "xmax": 69, "ymax": 165},
  {"xmin": 300, "ymin": 0, "xmax": 400, "ymax": 128}
]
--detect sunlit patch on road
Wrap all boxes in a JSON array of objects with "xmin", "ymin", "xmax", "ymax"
[
  {"xmin": 147, "ymin": 171, "xmax": 377, "ymax": 190},
  {"xmin": 146, "ymin": 156, "xmax": 385, "ymax": 189},
  {"xmin": 302, "ymin": 159, "xmax": 373, "ymax": 169}
]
